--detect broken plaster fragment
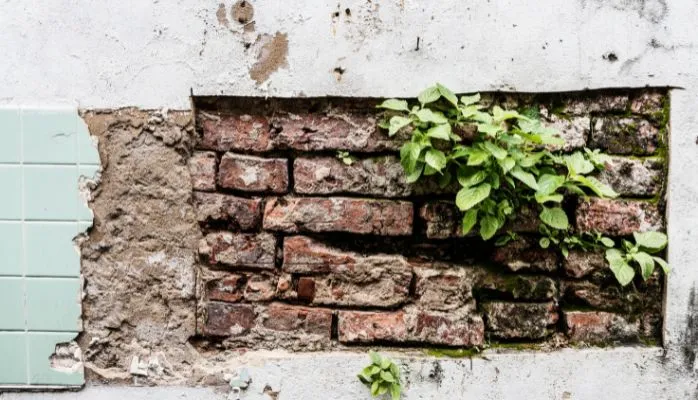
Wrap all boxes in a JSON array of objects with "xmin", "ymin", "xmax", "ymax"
[{"xmin": 129, "ymin": 356, "xmax": 149, "ymax": 377}]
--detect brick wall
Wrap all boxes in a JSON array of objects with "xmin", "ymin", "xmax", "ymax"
[{"xmin": 191, "ymin": 90, "xmax": 667, "ymax": 351}]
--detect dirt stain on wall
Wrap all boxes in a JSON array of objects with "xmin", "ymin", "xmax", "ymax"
[
  {"xmin": 216, "ymin": 3, "xmax": 230, "ymax": 27},
  {"xmin": 249, "ymin": 32, "xmax": 289, "ymax": 84}
]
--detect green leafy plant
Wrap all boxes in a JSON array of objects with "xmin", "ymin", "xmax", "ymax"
[
  {"xmin": 378, "ymin": 83, "xmax": 669, "ymax": 286},
  {"xmin": 357, "ymin": 351, "xmax": 402, "ymax": 400},
  {"xmin": 337, "ymin": 151, "xmax": 356, "ymax": 165},
  {"xmin": 605, "ymin": 231, "xmax": 669, "ymax": 286}
]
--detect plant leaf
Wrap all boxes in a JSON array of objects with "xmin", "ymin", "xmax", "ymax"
[
  {"xmin": 426, "ymin": 123, "xmax": 452, "ymax": 140},
  {"xmin": 425, "ymin": 149, "xmax": 447, "ymax": 172},
  {"xmin": 600, "ymin": 237, "xmax": 615, "ymax": 248},
  {"xmin": 653, "ymin": 256, "xmax": 670, "ymax": 274},
  {"xmin": 573, "ymin": 175, "xmax": 619, "ymax": 198},
  {"xmin": 480, "ymin": 215, "xmax": 499, "ymax": 240},
  {"xmin": 633, "ymin": 251, "xmax": 656, "ymax": 280},
  {"xmin": 390, "ymin": 383, "xmax": 401, "ymax": 400},
  {"xmin": 611, "ymin": 260, "xmax": 635, "ymax": 286},
  {"xmin": 404, "ymin": 164, "xmax": 424, "ymax": 183},
  {"xmin": 477, "ymin": 123, "xmax": 502, "ymax": 137},
  {"xmin": 437, "ymin": 83, "xmax": 458, "ymax": 106},
  {"xmin": 378, "ymin": 99, "xmax": 410, "ymax": 112},
  {"xmin": 456, "ymin": 184, "xmax": 491, "ymax": 211},
  {"xmin": 564, "ymin": 152, "xmax": 595, "ymax": 175},
  {"xmin": 418, "ymin": 86, "xmax": 441, "ymax": 105},
  {"xmin": 510, "ymin": 167, "xmax": 539, "ymax": 190},
  {"xmin": 378, "ymin": 383, "xmax": 389, "ymax": 395},
  {"xmin": 457, "ymin": 168, "xmax": 487, "ymax": 188},
  {"xmin": 633, "ymin": 231, "xmax": 668, "ymax": 252},
  {"xmin": 540, "ymin": 207, "xmax": 569, "ymax": 230},
  {"xmin": 498, "ymin": 157, "xmax": 516, "ymax": 173},
  {"xmin": 460, "ymin": 93, "xmax": 481, "ymax": 106},
  {"xmin": 535, "ymin": 193, "xmax": 564, "ymax": 204},
  {"xmin": 537, "ymin": 174, "xmax": 566, "ymax": 196},
  {"xmin": 369, "ymin": 351, "xmax": 381, "ymax": 365},
  {"xmin": 388, "ymin": 116, "xmax": 412, "ymax": 136},
  {"xmin": 539, "ymin": 237, "xmax": 551, "ymax": 249},
  {"xmin": 462, "ymin": 209, "xmax": 478, "ymax": 235},
  {"xmin": 371, "ymin": 380, "xmax": 381, "ymax": 396},
  {"xmin": 414, "ymin": 109, "xmax": 448, "ymax": 124},
  {"xmin": 467, "ymin": 148, "xmax": 490, "ymax": 166},
  {"xmin": 483, "ymin": 141, "xmax": 508, "ymax": 160},
  {"xmin": 380, "ymin": 371, "xmax": 395, "ymax": 383},
  {"xmin": 380, "ymin": 358, "xmax": 391, "ymax": 370}
]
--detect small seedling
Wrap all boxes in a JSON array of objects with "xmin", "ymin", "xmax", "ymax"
[
  {"xmin": 337, "ymin": 151, "xmax": 356, "ymax": 165},
  {"xmin": 605, "ymin": 231, "xmax": 669, "ymax": 286},
  {"xmin": 357, "ymin": 351, "xmax": 402, "ymax": 400}
]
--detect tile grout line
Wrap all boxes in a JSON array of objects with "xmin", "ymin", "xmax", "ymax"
[{"xmin": 19, "ymin": 107, "xmax": 30, "ymax": 385}]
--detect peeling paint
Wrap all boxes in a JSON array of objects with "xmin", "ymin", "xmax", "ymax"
[{"xmin": 249, "ymin": 32, "xmax": 289, "ymax": 84}]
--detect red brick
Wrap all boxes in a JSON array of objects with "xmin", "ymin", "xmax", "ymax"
[
  {"xmin": 282, "ymin": 236, "xmax": 411, "ymax": 307},
  {"xmin": 262, "ymin": 303, "xmax": 332, "ymax": 337},
  {"xmin": 201, "ymin": 114, "xmax": 273, "ymax": 152},
  {"xmin": 491, "ymin": 238, "xmax": 558, "ymax": 273},
  {"xmin": 263, "ymin": 197, "xmax": 413, "ymax": 236},
  {"xmin": 204, "ymin": 303, "xmax": 256, "ymax": 336},
  {"xmin": 575, "ymin": 198, "xmax": 663, "ymax": 236},
  {"xmin": 206, "ymin": 274, "xmax": 245, "ymax": 303},
  {"xmin": 338, "ymin": 311, "xmax": 407, "ymax": 343},
  {"xmin": 272, "ymin": 113, "xmax": 400, "ymax": 152},
  {"xmin": 189, "ymin": 151, "xmax": 217, "ymax": 191},
  {"xmin": 483, "ymin": 302, "xmax": 558, "ymax": 339},
  {"xmin": 407, "ymin": 309, "xmax": 485, "ymax": 347},
  {"xmin": 244, "ymin": 274, "xmax": 278, "ymax": 302},
  {"xmin": 420, "ymin": 202, "xmax": 539, "ymax": 239},
  {"xmin": 564, "ymin": 311, "xmax": 639, "ymax": 344},
  {"xmin": 193, "ymin": 192, "xmax": 262, "ymax": 230},
  {"xmin": 563, "ymin": 251, "xmax": 606, "ymax": 278},
  {"xmin": 413, "ymin": 263, "xmax": 477, "ymax": 311},
  {"xmin": 217, "ymin": 153, "xmax": 288, "ymax": 193},
  {"xmin": 199, "ymin": 232, "xmax": 277, "ymax": 269}
]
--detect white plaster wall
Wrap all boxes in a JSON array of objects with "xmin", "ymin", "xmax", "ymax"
[{"xmin": 2, "ymin": 0, "xmax": 697, "ymax": 398}]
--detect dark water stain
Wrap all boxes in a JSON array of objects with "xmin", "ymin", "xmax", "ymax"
[{"xmin": 682, "ymin": 285, "xmax": 698, "ymax": 370}]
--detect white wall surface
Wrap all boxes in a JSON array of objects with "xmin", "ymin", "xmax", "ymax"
[{"xmin": 1, "ymin": 0, "xmax": 697, "ymax": 398}]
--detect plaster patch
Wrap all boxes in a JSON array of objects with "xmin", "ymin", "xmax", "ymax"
[{"xmin": 249, "ymin": 32, "xmax": 289, "ymax": 84}]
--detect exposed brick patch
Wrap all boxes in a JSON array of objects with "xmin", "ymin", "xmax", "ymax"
[
  {"xmin": 561, "ymin": 276, "xmax": 661, "ymax": 314},
  {"xmin": 590, "ymin": 117, "xmax": 659, "ymax": 155},
  {"xmin": 201, "ymin": 114, "xmax": 273, "ymax": 152},
  {"xmin": 562, "ymin": 94, "xmax": 629, "ymax": 115},
  {"xmin": 204, "ymin": 302, "xmax": 256, "ymax": 337},
  {"xmin": 478, "ymin": 274, "xmax": 558, "ymax": 301},
  {"xmin": 263, "ymin": 197, "xmax": 413, "ymax": 236},
  {"xmin": 575, "ymin": 198, "xmax": 664, "ymax": 236},
  {"xmin": 420, "ymin": 203, "xmax": 539, "ymax": 239},
  {"xmin": 483, "ymin": 302, "xmax": 559, "ymax": 339},
  {"xmin": 337, "ymin": 310, "xmax": 408, "ymax": 343},
  {"xmin": 564, "ymin": 311, "xmax": 639, "ymax": 344},
  {"xmin": 630, "ymin": 91, "xmax": 665, "ymax": 116},
  {"xmin": 413, "ymin": 263, "xmax": 477, "ymax": 311},
  {"xmin": 262, "ymin": 303, "xmax": 333, "ymax": 337},
  {"xmin": 491, "ymin": 238, "xmax": 558, "ymax": 273},
  {"xmin": 563, "ymin": 251, "xmax": 606, "ymax": 279},
  {"xmin": 189, "ymin": 151, "xmax": 217, "ymax": 191},
  {"xmin": 193, "ymin": 192, "xmax": 262, "ymax": 230},
  {"xmin": 205, "ymin": 273, "xmax": 278, "ymax": 303},
  {"xmin": 218, "ymin": 153, "xmax": 288, "ymax": 193},
  {"xmin": 407, "ymin": 308, "xmax": 485, "ymax": 346},
  {"xmin": 199, "ymin": 232, "xmax": 277, "ymax": 269},
  {"xmin": 543, "ymin": 114, "xmax": 589, "ymax": 152},
  {"xmin": 597, "ymin": 156, "xmax": 663, "ymax": 197}
]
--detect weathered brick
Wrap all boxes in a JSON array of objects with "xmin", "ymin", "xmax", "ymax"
[
  {"xmin": 564, "ymin": 311, "xmax": 639, "ymax": 344},
  {"xmin": 563, "ymin": 251, "xmax": 606, "ymax": 279},
  {"xmin": 193, "ymin": 192, "xmax": 262, "ymax": 230},
  {"xmin": 590, "ymin": 117, "xmax": 659, "ymax": 155},
  {"xmin": 575, "ymin": 198, "xmax": 663, "ymax": 236},
  {"xmin": 272, "ymin": 113, "xmax": 401, "ymax": 152},
  {"xmin": 338, "ymin": 311, "xmax": 407, "ymax": 343},
  {"xmin": 262, "ymin": 303, "xmax": 333, "ymax": 338},
  {"xmin": 282, "ymin": 236, "xmax": 411, "ymax": 307},
  {"xmin": 561, "ymin": 276, "xmax": 661, "ymax": 315},
  {"xmin": 562, "ymin": 94, "xmax": 629, "ymax": 115},
  {"xmin": 478, "ymin": 273, "xmax": 558, "ymax": 301},
  {"xmin": 483, "ymin": 302, "xmax": 558, "ymax": 339},
  {"xmin": 200, "ymin": 114, "xmax": 273, "ymax": 152},
  {"xmin": 406, "ymin": 308, "xmax": 485, "ymax": 347},
  {"xmin": 204, "ymin": 302, "xmax": 256, "ymax": 337},
  {"xmin": 206, "ymin": 273, "xmax": 278, "ymax": 303},
  {"xmin": 491, "ymin": 238, "xmax": 558, "ymax": 273},
  {"xmin": 413, "ymin": 262, "xmax": 477, "ymax": 311},
  {"xmin": 596, "ymin": 156, "xmax": 663, "ymax": 197},
  {"xmin": 199, "ymin": 232, "xmax": 277, "ymax": 269},
  {"xmin": 543, "ymin": 114, "xmax": 589, "ymax": 152},
  {"xmin": 263, "ymin": 197, "xmax": 413, "ymax": 236},
  {"xmin": 630, "ymin": 91, "xmax": 665, "ymax": 116},
  {"xmin": 218, "ymin": 153, "xmax": 288, "ymax": 193},
  {"xmin": 420, "ymin": 203, "xmax": 539, "ymax": 239},
  {"xmin": 189, "ymin": 151, "xmax": 217, "ymax": 191}
]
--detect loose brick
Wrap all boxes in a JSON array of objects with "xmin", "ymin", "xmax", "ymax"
[
  {"xmin": 562, "ymin": 94, "xmax": 629, "ymax": 115},
  {"xmin": 199, "ymin": 232, "xmax": 277, "ymax": 269},
  {"xmin": 262, "ymin": 303, "xmax": 333, "ymax": 338},
  {"xmin": 272, "ymin": 113, "xmax": 401, "ymax": 152},
  {"xmin": 338, "ymin": 311, "xmax": 407, "ymax": 343},
  {"xmin": 193, "ymin": 192, "xmax": 262, "ymax": 230},
  {"xmin": 564, "ymin": 311, "xmax": 639, "ymax": 344},
  {"xmin": 204, "ymin": 303, "xmax": 256, "ymax": 337},
  {"xmin": 413, "ymin": 262, "xmax": 478, "ymax": 311},
  {"xmin": 406, "ymin": 307, "xmax": 485, "ymax": 346},
  {"xmin": 478, "ymin": 273, "xmax": 558, "ymax": 301},
  {"xmin": 563, "ymin": 251, "xmax": 606, "ymax": 279},
  {"xmin": 218, "ymin": 153, "xmax": 288, "ymax": 193},
  {"xmin": 596, "ymin": 156, "xmax": 663, "ymax": 197},
  {"xmin": 590, "ymin": 117, "xmax": 659, "ymax": 155},
  {"xmin": 491, "ymin": 238, "xmax": 558, "ymax": 273},
  {"xmin": 282, "ymin": 236, "xmax": 411, "ymax": 307},
  {"xmin": 575, "ymin": 198, "xmax": 663, "ymax": 236},
  {"xmin": 263, "ymin": 197, "xmax": 413, "ymax": 236},
  {"xmin": 200, "ymin": 114, "xmax": 273, "ymax": 152},
  {"xmin": 189, "ymin": 151, "xmax": 217, "ymax": 191},
  {"xmin": 205, "ymin": 272, "xmax": 278, "ymax": 303},
  {"xmin": 420, "ymin": 203, "xmax": 539, "ymax": 239},
  {"xmin": 483, "ymin": 302, "xmax": 558, "ymax": 339}
]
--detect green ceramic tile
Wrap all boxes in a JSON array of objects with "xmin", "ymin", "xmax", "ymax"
[
  {"xmin": 24, "ymin": 165, "xmax": 78, "ymax": 221},
  {"xmin": 0, "ymin": 222, "xmax": 23, "ymax": 276},
  {"xmin": 27, "ymin": 332, "xmax": 83, "ymax": 386},
  {"xmin": 22, "ymin": 109, "xmax": 77, "ymax": 164},
  {"xmin": 0, "ymin": 165, "xmax": 22, "ymax": 220},
  {"xmin": 25, "ymin": 222, "xmax": 79, "ymax": 277},
  {"xmin": 77, "ymin": 118, "xmax": 100, "ymax": 165},
  {"xmin": 25, "ymin": 278, "xmax": 82, "ymax": 332},
  {"xmin": 0, "ymin": 108, "xmax": 22, "ymax": 163},
  {"xmin": 77, "ymin": 165, "xmax": 99, "ymax": 221},
  {"xmin": 0, "ymin": 277, "xmax": 26, "ymax": 330},
  {"xmin": 0, "ymin": 332, "xmax": 28, "ymax": 384}
]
